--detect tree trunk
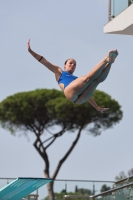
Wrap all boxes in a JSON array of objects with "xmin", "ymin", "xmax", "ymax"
[{"xmin": 47, "ymin": 181, "xmax": 55, "ymax": 200}]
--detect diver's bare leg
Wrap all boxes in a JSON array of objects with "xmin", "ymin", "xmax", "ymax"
[
  {"xmin": 75, "ymin": 63, "xmax": 112, "ymax": 104},
  {"xmin": 64, "ymin": 50, "xmax": 118, "ymax": 101},
  {"xmin": 64, "ymin": 60, "xmax": 111, "ymax": 101},
  {"xmin": 64, "ymin": 61, "xmax": 106, "ymax": 100}
]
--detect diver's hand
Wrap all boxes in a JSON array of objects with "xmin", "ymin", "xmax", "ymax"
[
  {"xmin": 97, "ymin": 107, "xmax": 110, "ymax": 113},
  {"xmin": 27, "ymin": 39, "xmax": 31, "ymax": 51}
]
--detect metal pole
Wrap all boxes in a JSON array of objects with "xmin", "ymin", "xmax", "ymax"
[
  {"xmin": 36, "ymin": 189, "xmax": 38, "ymax": 197},
  {"xmin": 108, "ymin": 0, "xmax": 111, "ymax": 22},
  {"xmin": 93, "ymin": 183, "xmax": 95, "ymax": 195},
  {"xmin": 65, "ymin": 181, "xmax": 67, "ymax": 195}
]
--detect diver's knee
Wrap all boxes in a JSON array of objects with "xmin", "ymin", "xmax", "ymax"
[{"xmin": 82, "ymin": 76, "xmax": 91, "ymax": 83}]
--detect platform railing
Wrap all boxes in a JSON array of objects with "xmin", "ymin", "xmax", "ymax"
[
  {"xmin": 63, "ymin": 176, "xmax": 133, "ymax": 200},
  {"xmin": 0, "ymin": 177, "xmax": 114, "ymax": 200},
  {"xmin": 2, "ymin": 177, "xmax": 133, "ymax": 199}
]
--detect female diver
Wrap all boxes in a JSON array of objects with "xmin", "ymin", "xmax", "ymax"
[{"xmin": 27, "ymin": 39, "xmax": 118, "ymax": 113}]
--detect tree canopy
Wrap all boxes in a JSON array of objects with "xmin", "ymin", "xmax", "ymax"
[
  {"xmin": 0, "ymin": 88, "xmax": 123, "ymax": 200},
  {"xmin": 0, "ymin": 89, "xmax": 122, "ymax": 136}
]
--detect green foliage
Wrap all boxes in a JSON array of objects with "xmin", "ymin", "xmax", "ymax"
[
  {"xmin": 0, "ymin": 89, "xmax": 123, "ymax": 199},
  {"xmin": 115, "ymin": 171, "xmax": 127, "ymax": 181},
  {"xmin": 0, "ymin": 89, "xmax": 123, "ymax": 136},
  {"xmin": 128, "ymin": 168, "xmax": 133, "ymax": 177},
  {"xmin": 115, "ymin": 169, "xmax": 133, "ymax": 182},
  {"xmin": 0, "ymin": 89, "xmax": 63, "ymax": 133},
  {"xmin": 43, "ymin": 192, "xmax": 67, "ymax": 200},
  {"xmin": 100, "ymin": 184, "xmax": 111, "ymax": 192},
  {"xmin": 43, "ymin": 189, "xmax": 92, "ymax": 200},
  {"xmin": 74, "ymin": 187, "xmax": 92, "ymax": 195}
]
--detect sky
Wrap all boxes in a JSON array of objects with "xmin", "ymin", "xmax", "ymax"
[{"xmin": 0, "ymin": 0, "xmax": 133, "ymax": 199}]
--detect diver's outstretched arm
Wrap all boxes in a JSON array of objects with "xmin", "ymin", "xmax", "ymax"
[
  {"xmin": 27, "ymin": 39, "xmax": 62, "ymax": 74},
  {"xmin": 88, "ymin": 97, "xmax": 109, "ymax": 113}
]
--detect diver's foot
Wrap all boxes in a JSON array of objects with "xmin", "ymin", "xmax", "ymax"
[{"xmin": 105, "ymin": 50, "xmax": 118, "ymax": 63}]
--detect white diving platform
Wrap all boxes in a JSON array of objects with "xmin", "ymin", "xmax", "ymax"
[
  {"xmin": 0, "ymin": 177, "xmax": 52, "ymax": 200},
  {"xmin": 104, "ymin": 3, "xmax": 133, "ymax": 35}
]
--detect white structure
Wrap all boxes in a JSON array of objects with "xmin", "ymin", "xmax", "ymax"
[{"xmin": 104, "ymin": 0, "xmax": 133, "ymax": 35}]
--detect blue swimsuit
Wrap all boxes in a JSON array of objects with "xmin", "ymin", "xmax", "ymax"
[{"xmin": 58, "ymin": 71, "xmax": 78, "ymax": 89}]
